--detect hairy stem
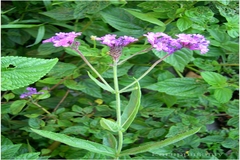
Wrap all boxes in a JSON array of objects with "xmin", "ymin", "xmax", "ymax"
[{"xmin": 113, "ymin": 60, "xmax": 123, "ymax": 156}]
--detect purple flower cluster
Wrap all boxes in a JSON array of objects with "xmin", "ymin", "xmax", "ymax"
[
  {"xmin": 95, "ymin": 34, "xmax": 138, "ymax": 61},
  {"xmin": 42, "ymin": 32, "xmax": 81, "ymax": 47},
  {"xmin": 95, "ymin": 34, "xmax": 138, "ymax": 48},
  {"xmin": 144, "ymin": 32, "xmax": 209, "ymax": 54},
  {"xmin": 20, "ymin": 87, "xmax": 43, "ymax": 99}
]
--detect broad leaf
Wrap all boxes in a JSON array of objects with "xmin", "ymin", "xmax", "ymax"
[
  {"xmin": 10, "ymin": 100, "xmax": 27, "ymax": 115},
  {"xmin": 1, "ymin": 56, "xmax": 58, "ymax": 91},
  {"xmin": 177, "ymin": 16, "xmax": 193, "ymax": 31},
  {"xmin": 14, "ymin": 152, "xmax": 40, "ymax": 160},
  {"xmin": 100, "ymin": 7, "xmax": 145, "ymax": 36},
  {"xmin": 1, "ymin": 144, "xmax": 22, "ymax": 159},
  {"xmin": 31, "ymin": 128, "xmax": 116, "ymax": 157},
  {"xmin": 121, "ymin": 81, "xmax": 141, "ymax": 131},
  {"xmin": 87, "ymin": 71, "xmax": 114, "ymax": 93},
  {"xmin": 200, "ymin": 71, "xmax": 227, "ymax": 87},
  {"xmin": 120, "ymin": 127, "xmax": 201, "ymax": 156},
  {"xmin": 146, "ymin": 78, "xmax": 207, "ymax": 97},
  {"xmin": 214, "ymin": 88, "xmax": 233, "ymax": 103},
  {"xmin": 153, "ymin": 48, "xmax": 193, "ymax": 72}
]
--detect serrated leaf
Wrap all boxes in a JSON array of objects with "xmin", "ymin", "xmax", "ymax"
[
  {"xmin": 120, "ymin": 127, "xmax": 201, "ymax": 156},
  {"xmin": 121, "ymin": 81, "xmax": 141, "ymax": 131},
  {"xmin": 31, "ymin": 128, "xmax": 116, "ymax": 157},
  {"xmin": 1, "ymin": 144, "xmax": 22, "ymax": 159},
  {"xmin": 124, "ymin": 9, "xmax": 165, "ymax": 27},
  {"xmin": 100, "ymin": 118, "xmax": 120, "ymax": 132},
  {"xmin": 200, "ymin": 71, "xmax": 227, "ymax": 87},
  {"xmin": 177, "ymin": 17, "xmax": 192, "ymax": 31},
  {"xmin": 10, "ymin": 100, "xmax": 27, "ymax": 115},
  {"xmin": 79, "ymin": 79, "xmax": 102, "ymax": 98},
  {"xmin": 1, "ymin": 56, "xmax": 58, "ymax": 91},
  {"xmin": 153, "ymin": 48, "xmax": 193, "ymax": 72},
  {"xmin": 214, "ymin": 88, "xmax": 232, "ymax": 103},
  {"xmin": 146, "ymin": 78, "xmax": 207, "ymax": 97},
  {"xmin": 87, "ymin": 71, "xmax": 114, "ymax": 93}
]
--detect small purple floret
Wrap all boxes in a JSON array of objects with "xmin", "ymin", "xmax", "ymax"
[
  {"xmin": 96, "ymin": 34, "xmax": 138, "ymax": 48},
  {"xmin": 20, "ymin": 87, "xmax": 44, "ymax": 99},
  {"xmin": 42, "ymin": 32, "xmax": 82, "ymax": 47}
]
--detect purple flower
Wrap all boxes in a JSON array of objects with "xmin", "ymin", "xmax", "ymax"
[
  {"xmin": 96, "ymin": 34, "xmax": 138, "ymax": 61},
  {"xmin": 144, "ymin": 32, "xmax": 182, "ymax": 54},
  {"xmin": 176, "ymin": 34, "xmax": 210, "ymax": 54},
  {"xmin": 20, "ymin": 87, "xmax": 44, "ymax": 99},
  {"xmin": 42, "ymin": 32, "xmax": 82, "ymax": 47},
  {"xmin": 144, "ymin": 32, "xmax": 210, "ymax": 54}
]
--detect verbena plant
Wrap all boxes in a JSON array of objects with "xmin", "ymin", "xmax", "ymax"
[{"xmin": 1, "ymin": 1, "xmax": 238, "ymax": 159}]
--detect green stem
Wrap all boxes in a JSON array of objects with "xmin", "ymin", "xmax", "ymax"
[
  {"xmin": 119, "ymin": 54, "xmax": 171, "ymax": 93},
  {"xmin": 31, "ymin": 100, "xmax": 51, "ymax": 115},
  {"xmin": 113, "ymin": 60, "xmax": 123, "ymax": 156},
  {"xmin": 73, "ymin": 47, "xmax": 114, "ymax": 91},
  {"xmin": 174, "ymin": 67, "xmax": 183, "ymax": 78},
  {"xmin": 186, "ymin": 66, "xmax": 200, "ymax": 73}
]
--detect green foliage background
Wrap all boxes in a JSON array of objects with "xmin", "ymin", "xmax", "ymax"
[{"xmin": 1, "ymin": 1, "xmax": 239, "ymax": 159}]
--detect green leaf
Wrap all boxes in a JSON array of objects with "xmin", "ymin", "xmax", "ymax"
[
  {"xmin": 1, "ymin": 24, "xmax": 41, "ymax": 28},
  {"xmin": 10, "ymin": 100, "xmax": 27, "ymax": 115},
  {"xmin": 124, "ymin": 9, "xmax": 165, "ymax": 27},
  {"xmin": 207, "ymin": 29, "xmax": 230, "ymax": 43},
  {"xmin": 121, "ymin": 81, "xmax": 141, "ymax": 131},
  {"xmin": 214, "ymin": 88, "xmax": 233, "ymax": 103},
  {"xmin": 1, "ymin": 144, "xmax": 22, "ymax": 159},
  {"xmin": 64, "ymin": 79, "xmax": 85, "ymax": 90},
  {"xmin": 48, "ymin": 62, "xmax": 77, "ymax": 78},
  {"xmin": 222, "ymin": 138, "xmax": 238, "ymax": 148},
  {"xmin": 14, "ymin": 152, "xmax": 40, "ymax": 160},
  {"xmin": 40, "ymin": 7, "xmax": 75, "ymax": 21},
  {"xmin": 177, "ymin": 17, "xmax": 193, "ymax": 31},
  {"xmin": 87, "ymin": 71, "xmax": 114, "ymax": 93},
  {"xmin": 1, "ymin": 56, "xmax": 58, "ymax": 91},
  {"xmin": 146, "ymin": 78, "xmax": 207, "ymax": 97},
  {"xmin": 120, "ymin": 127, "xmax": 201, "ymax": 156},
  {"xmin": 31, "ymin": 128, "xmax": 116, "ymax": 157},
  {"xmin": 74, "ymin": 1, "xmax": 111, "ymax": 19},
  {"xmin": 103, "ymin": 133, "xmax": 117, "ymax": 150},
  {"xmin": 27, "ymin": 25, "xmax": 45, "ymax": 47},
  {"xmin": 100, "ymin": 118, "xmax": 120, "ymax": 132},
  {"xmin": 200, "ymin": 71, "xmax": 227, "ymax": 87},
  {"xmin": 153, "ymin": 48, "xmax": 193, "ymax": 72},
  {"xmin": 79, "ymin": 79, "xmax": 102, "ymax": 98},
  {"xmin": 100, "ymin": 7, "xmax": 145, "ymax": 36}
]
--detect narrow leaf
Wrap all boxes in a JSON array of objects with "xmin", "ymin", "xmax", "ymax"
[
  {"xmin": 31, "ymin": 128, "xmax": 116, "ymax": 157},
  {"xmin": 120, "ymin": 127, "xmax": 201, "ymax": 156},
  {"xmin": 27, "ymin": 25, "xmax": 45, "ymax": 47},
  {"xmin": 124, "ymin": 9, "xmax": 165, "ymax": 27},
  {"xmin": 87, "ymin": 71, "xmax": 114, "ymax": 93},
  {"xmin": 1, "ymin": 56, "xmax": 58, "ymax": 91},
  {"xmin": 121, "ymin": 81, "xmax": 141, "ymax": 131}
]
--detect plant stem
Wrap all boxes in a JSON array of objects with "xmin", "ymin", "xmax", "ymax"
[
  {"xmin": 31, "ymin": 100, "xmax": 51, "ymax": 115},
  {"xmin": 113, "ymin": 60, "xmax": 123, "ymax": 156},
  {"xmin": 119, "ymin": 53, "xmax": 171, "ymax": 93},
  {"xmin": 73, "ymin": 47, "xmax": 114, "ymax": 92}
]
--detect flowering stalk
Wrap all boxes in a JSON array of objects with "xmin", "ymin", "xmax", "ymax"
[{"xmin": 112, "ymin": 60, "xmax": 123, "ymax": 156}]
